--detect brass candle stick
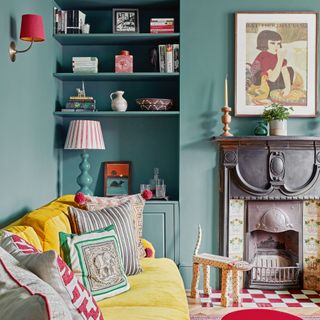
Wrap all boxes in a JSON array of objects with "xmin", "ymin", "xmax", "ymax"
[{"xmin": 221, "ymin": 75, "xmax": 233, "ymax": 136}]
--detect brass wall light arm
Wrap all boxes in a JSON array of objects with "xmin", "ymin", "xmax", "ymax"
[{"xmin": 9, "ymin": 40, "xmax": 34, "ymax": 62}]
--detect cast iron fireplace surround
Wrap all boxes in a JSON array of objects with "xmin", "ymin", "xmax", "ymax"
[{"xmin": 213, "ymin": 136, "xmax": 320, "ymax": 289}]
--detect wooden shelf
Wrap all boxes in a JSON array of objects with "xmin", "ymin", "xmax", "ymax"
[
  {"xmin": 54, "ymin": 33, "xmax": 180, "ymax": 45},
  {"xmin": 54, "ymin": 0, "xmax": 178, "ymax": 9},
  {"xmin": 54, "ymin": 111, "xmax": 180, "ymax": 117},
  {"xmin": 53, "ymin": 72, "xmax": 179, "ymax": 81}
]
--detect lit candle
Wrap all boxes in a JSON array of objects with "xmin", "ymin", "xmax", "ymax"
[{"xmin": 224, "ymin": 74, "xmax": 228, "ymax": 106}]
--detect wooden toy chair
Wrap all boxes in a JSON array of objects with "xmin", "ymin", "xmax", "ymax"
[{"xmin": 190, "ymin": 225, "xmax": 252, "ymax": 307}]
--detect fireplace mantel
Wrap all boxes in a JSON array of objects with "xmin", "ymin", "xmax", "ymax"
[{"xmin": 213, "ymin": 135, "xmax": 320, "ymax": 253}]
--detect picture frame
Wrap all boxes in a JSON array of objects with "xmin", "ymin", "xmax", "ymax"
[
  {"xmin": 112, "ymin": 8, "xmax": 139, "ymax": 33},
  {"xmin": 104, "ymin": 161, "xmax": 132, "ymax": 196},
  {"xmin": 235, "ymin": 12, "xmax": 318, "ymax": 117}
]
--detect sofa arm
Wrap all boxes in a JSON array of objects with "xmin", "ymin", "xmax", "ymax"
[{"xmin": 141, "ymin": 238, "xmax": 155, "ymax": 258}]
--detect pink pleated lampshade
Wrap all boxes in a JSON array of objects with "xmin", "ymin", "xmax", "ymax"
[
  {"xmin": 20, "ymin": 14, "xmax": 45, "ymax": 42},
  {"xmin": 64, "ymin": 120, "xmax": 105, "ymax": 150}
]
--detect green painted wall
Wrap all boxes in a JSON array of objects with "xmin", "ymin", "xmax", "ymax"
[
  {"xmin": 0, "ymin": 0, "xmax": 58, "ymax": 227},
  {"xmin": 179, "ymin": 0, "xmax": 320, "ymax": 288}
]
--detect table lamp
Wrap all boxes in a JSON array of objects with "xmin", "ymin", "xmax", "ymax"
[
  {"xmin": 64, "ymin": 120, "xmax": 105, "ymax": 195},
  {"xmin": 9, "ymin": 14, "xmax": 45, "ymax": 62}
]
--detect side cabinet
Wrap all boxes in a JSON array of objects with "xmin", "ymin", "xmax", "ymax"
[{"xmin": 143, "ymin": 201, "xmax": 179, "ymax": 265}]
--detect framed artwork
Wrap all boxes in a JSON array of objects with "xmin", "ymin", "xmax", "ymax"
[
  {"xmin": 112, "ymin": 9, "xmax": 139, "ymax": 33},
  {"xmin": 235, "ymin": 12, "xmax": 318, "ymax": 117},
  {"xmin": 104, "ymin": 161, "xmax": 132, "ymax": 196}
]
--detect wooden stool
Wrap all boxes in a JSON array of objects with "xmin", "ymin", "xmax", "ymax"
[{"xmin": 190, "ymin": 225, "xmax": 252, "ymax": 307}]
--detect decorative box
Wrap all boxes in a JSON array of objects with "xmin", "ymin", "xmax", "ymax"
[{"xmin": 115, "ymin": 50, "xmax": 133, "ymax": 73}]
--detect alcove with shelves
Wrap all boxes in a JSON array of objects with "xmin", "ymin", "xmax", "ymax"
[{"xmin": 54, "ymin": 0, "xmax": 180, "ymax": 201}]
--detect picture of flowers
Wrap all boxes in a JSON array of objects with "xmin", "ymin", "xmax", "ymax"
[
  {"xmin": 235, "ymin": 12, "xmax": 318, "ymax": 117},
  {"xmin": 104, "ymin": 162, "xmax": 131, "ymax": 196}
]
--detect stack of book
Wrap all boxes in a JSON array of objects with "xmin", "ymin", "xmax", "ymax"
[
  {"xmin": 54, "ymin": 8, "xmax": 86, "ymax": 34},
  {"xmin": 150, "ymin": 18, "xmax": 174, "ymax": 34},
  {"xmin": 62, "ymin": 96, "xmax": 97, "ymax": 112},
  {"xmin": 72, "ymin": 57, "xmax": 98, "ymax": 73},
  {"xmin": 158, "ymin": 44, "xmax": 179, "ymax": 73}
]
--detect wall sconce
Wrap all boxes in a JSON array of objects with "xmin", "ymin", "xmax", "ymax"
[{"xmin": 9, "ymin": 14, "xmax": 45, "ymax": 62}]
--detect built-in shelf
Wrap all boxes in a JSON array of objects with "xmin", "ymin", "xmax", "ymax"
[
  {"xmin": 54, "ymin": 33, "xmax": 180, "ymax": 45},
  {"xmin": 54, "ymin": 0, "xmax": 178, "ymax": 9},
  {"xmin": 54, "ymin": 111, "xmax": 180, "ymax": 117},
  {"xmin": 53, "ymin": 72, "xmax": 179, "ymax": 81}
]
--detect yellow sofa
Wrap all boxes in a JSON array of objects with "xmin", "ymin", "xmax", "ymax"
[{"xmin": 3, "ymin": 195, "xmax": 190, "ymax": 320}]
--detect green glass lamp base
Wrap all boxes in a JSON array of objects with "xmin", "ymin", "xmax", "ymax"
[{"xmin": 77, "ymin": 151, "xmax": 93, "ymax": 195}]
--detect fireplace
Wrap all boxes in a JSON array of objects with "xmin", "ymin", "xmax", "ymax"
[
  {"xmin": 213, "ymin": 136, "xmax": 320, "ymax": 290},
  {"xmin": 246, "ymin": 201, "xmax": 302, "ymax": 289}
]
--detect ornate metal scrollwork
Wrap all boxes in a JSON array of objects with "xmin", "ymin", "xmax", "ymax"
[{"xmin": 269, "ymin": 151, "xmax": 285, "ymax": 185}]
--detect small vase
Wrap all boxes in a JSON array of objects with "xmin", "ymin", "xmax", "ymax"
[
  {"xmin": 110, "ymin": 91, "xmax": 128, "ymax": 112},
  {"xmin": 254, "ymin": 121, "xmax": 268, "ymax": 136},
  {"xmin": 270, "ymin": 119, "xmax": 287, "ymax": 136}
]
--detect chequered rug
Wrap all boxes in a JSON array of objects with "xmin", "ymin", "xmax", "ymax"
[{"xmin": 200, "ymin": 289, "xmax": 320, "ymax": 308}]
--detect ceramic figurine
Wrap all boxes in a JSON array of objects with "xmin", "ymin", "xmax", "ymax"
[
  {"xmin": 149, "ymin": 48, "xmax": 158, "ymax": 72},
  {"xmin": 110, "ymin": 91, "xmax": 128, "ymax": 112},
  {"xmin": 254, "ymin": 121, "xmax": 268, "ymax": 136}
]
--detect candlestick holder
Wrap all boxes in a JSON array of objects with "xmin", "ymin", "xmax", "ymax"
[{"xmin": 221, "ymin": 105, "xmax": 233, "ymax": 136}]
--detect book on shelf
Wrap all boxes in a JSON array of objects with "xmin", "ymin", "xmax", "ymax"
[
  {"xmin": 72, "ymin": 57, "xmax": 98, "ymax": 73},
  {"xmin": 150, "ymin": 18, "xmax": 174, "ymax": 34},
  {"xmin": 61, "ymin": 108, "xmax": 96, "ymax": 112},
  {"xmin": 54, "ymin": 8, "xmax": 86, "ymax": 34},
  {"xmin": 158, "ymin": 44, "xmax": 179, "ymax": 73}
]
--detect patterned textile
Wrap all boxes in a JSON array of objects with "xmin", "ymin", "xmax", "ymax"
[
  {"xmin": 68, "ymin": 202, "xmax": 142, "ymax": 275},
  {"xmin": 84, "ymin": 194, "xmax": 146, "ymax": 258},
  {"xmin": 1, "ymin": 234, "xmax": 103, "ymax": 320},
  {"xmin": 0, "ymin": 247, "xmax": 72, "ymax": 320},
  {"xmin": 198, "ymin": 289, "xmax": 320, "ymax": 308},
  {"xmin": 60, "ymin": 225, "xmax": 130, "ymax": 301}
]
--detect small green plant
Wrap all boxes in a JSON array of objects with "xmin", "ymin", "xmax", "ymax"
[{"xmin": 262, "ymin": 103, "xmax": 293, "ymax": 123}]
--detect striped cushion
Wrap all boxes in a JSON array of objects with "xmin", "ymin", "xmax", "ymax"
[
  {"xmin": 68, "ymin": 202, "xmax": 141, "ymax": 275},
  {"xmin": 84, "ymin": 194, "xmax": 146, "ymax": 259}
]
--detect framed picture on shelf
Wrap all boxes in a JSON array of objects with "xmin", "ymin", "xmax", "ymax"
[
  {"xmin": 104, "ymin": 161, "xmax": 132, "ymax": 196},
  {"xmin": 112, "ymin": 8, "xmax": 139, "ymax": 33},
  {"xmin": 235, "ymin": 12, "xmax": 318, "ymax": 117}
]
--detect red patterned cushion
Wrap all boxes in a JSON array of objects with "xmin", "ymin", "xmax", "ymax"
[{"xmin": 1, "ymin": 234, "xmax": 104, "ymax": 320}]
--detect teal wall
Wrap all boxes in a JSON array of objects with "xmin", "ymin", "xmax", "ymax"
[
  {"xmin": 0, "ymin": 0, "xmax": 59, "ymax": 226},
  {"xmin": 179, "ymin": 0, "xmax": 320, "ymax": 288}
]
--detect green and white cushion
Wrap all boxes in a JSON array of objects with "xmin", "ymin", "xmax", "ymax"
[{"xmin": 59, "ymin": 225, "xmax": 130, "ymax": 301}]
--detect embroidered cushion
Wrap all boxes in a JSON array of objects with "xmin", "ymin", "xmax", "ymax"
[
  {"xmin": 1, "ymin": 234, "xmax": 103, "ymax": 320},
  {"xmin": 68, "ymin": 202, "xmax": 142, "ymax": 275},
  {"xmin": 0, "ymin": 247, "xmax": 72, "ymax": 320},
  {"xmin": 83, "ymin": 194, "xmax": 146, "ymax": 258},
  {"xmin": 60, "ymin": 225, "xmax": 130, "ymax": 301}
]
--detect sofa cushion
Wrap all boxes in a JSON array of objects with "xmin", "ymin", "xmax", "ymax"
[
  {"xmin": 4, "ymin": 226, "xmax": 42, "ymax": 250},
  {"xmin": 97, "ymin": 258, "xmax": 189, "ymax": 320},
  {"xmin": 84, "ymin": 194, "xmax": 146, "ymax": 258},
  {"xmin": 60, "ymin": 225, "xmax": 130, "ymax": 301},
  {"xmin": 68, "ymin": 202, "xmax": 141, "ymax": 276},
  {"xmin": 1, "ymin": 234, "xmax": 104, "ymax": 320},
  {"xmin": 0, "ymin": 247, "xmax": 72, "ymax": 320}
]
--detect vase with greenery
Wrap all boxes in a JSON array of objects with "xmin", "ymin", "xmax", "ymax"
[{"xmin": 262, "ymin": 103, "xmax": 293, "ymax": 136}]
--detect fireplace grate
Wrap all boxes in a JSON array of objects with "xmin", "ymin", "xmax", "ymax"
[{"xmin": 249, "ymin": 251, "xmax": 300, "ymax": 289}]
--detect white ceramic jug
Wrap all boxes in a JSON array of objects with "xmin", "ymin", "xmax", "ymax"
[{"xmin": 110, "ymin": 91, "xmax": 128, "ymax": 112}]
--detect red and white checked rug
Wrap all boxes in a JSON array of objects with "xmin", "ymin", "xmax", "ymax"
[{"xmin": 200, "ymin": 289, "xmax": 320, "ymax": 308}]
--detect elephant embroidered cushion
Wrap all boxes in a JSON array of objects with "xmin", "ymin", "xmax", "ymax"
[
  {"xmin": 68, "ymin": 201, "xmax": 142, "ymax": 275},
  {"xmin": 59, "ymin": 225, "xmax": 130, "ymax": 301},
  {"xmin": 0, "ymin": 234, "xmax": 103, "ymax": 320},
  {"xmin": 83, "ymin": 194, "xmax": 146, "ymax": 258}
]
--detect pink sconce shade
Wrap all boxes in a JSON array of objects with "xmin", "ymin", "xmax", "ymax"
[
  {"xmin": 20, "ymin": 14, "xmax": 45, "ymax": 42},
  {"xmin": 64, "ymin": 120, "xmax": 105, "ymax": 150}
]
